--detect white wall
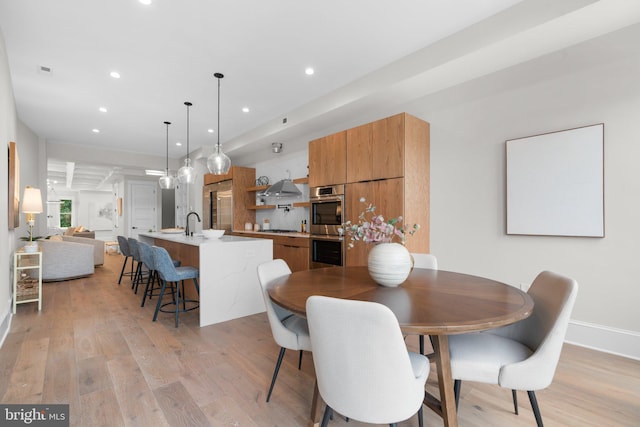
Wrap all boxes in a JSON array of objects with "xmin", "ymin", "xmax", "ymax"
[
  {"xmin": 404, "ymin": 25, "xmax": 640, "ymax": 356},
  {"xmin": 0, "ymin": 28, "xmax": 17, "ymax": 344}
]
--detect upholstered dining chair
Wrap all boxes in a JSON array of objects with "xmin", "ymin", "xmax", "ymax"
[
  {"xmin": 256, "ymin": 259, "xmax": 312, "ymax": 402},
  {"xmin": 152, "ymin": 246, "xmax": 200, "ymax": 328},
  {"xmin": 448, "ymin": 270, "xmax": 578, "ymax": 427},
  {"xmin": 116, "ymin": 235, "xmax": 134, "ymax": 285},
  {"xmin": 127, "ymin": 238, "xmax": 148, "ymax": 294},
  {"xmin": 306, "ymin": 295, "xmax": 429, "ymax": 427},
  {"xmin": 411, "ymin": 253, "xmax": 438, "ymax": 355},
  {"xmin": 137, "ymin": 241, "xmax": 180, "ymax": 307}
]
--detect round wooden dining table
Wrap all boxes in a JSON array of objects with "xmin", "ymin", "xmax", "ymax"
[{"xmin": 267, "ymin": 266, "xmax": 534, "ymax": 427}]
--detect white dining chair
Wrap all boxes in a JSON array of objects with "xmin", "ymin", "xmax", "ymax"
[
  {"xmin": 257, "ymin": 259, "xmax": 312, "ymax": 402},
  {"xmin": 411, "ymin": 253, "xmax": 438, "ymax": 355},
  {"xmin": 448, "ymin": 270, "xmax": 578, "ymax": 426},
  {"xmin": 306, "ymin": 295, "xmax": 429, "ymax": 427}
]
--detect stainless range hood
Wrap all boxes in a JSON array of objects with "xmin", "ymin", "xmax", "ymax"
[{"xmin": 262, "ymin": 179, "xmax": 302, "ymax": 197}]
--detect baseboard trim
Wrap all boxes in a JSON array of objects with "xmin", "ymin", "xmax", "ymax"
[
  {"xmin": 566, "ymin": 319, "xmax": 640, "ymax": 361},
  {"xmin": 0, "ymin": 301, "xmax": 12, "ymax": 350}
]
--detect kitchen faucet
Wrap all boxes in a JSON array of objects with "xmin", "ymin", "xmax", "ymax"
[{"xmin": 185, "ymin": 211, "xmax": 201, "ymax": 236}]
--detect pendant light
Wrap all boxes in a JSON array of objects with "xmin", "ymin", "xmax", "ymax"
[
  {"xmin": 207, "ymin": 72, "xmax": 231, "ymax": 175},
  {"xmin": 159, "ymin": 121, "xmax": 176, "ymax": 189},
  {"xmin": 177, "ymin": 101, "xmax": 196, "ymax": 184}
]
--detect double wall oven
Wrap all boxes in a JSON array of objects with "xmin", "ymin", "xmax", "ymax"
[{"xmin": 309, "ymin": 184, "xmax": 345, "ymax": 268}]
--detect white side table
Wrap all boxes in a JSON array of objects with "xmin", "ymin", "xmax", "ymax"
[{"xmin": 13, "ymin": 248, "xmax": 43, "ymax": 313}]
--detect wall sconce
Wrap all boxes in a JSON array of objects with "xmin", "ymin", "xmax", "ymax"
[{"xmin": 272, "ymin": 142, "xmax": 283, "ymax": 153}]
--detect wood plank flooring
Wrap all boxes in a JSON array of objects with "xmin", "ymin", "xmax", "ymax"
[{"xmin": 2, "ymin": 253, "xmax": 639, "ymax": 426}]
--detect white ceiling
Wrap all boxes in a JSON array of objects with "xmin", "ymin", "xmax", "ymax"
[{"xmin": 2, "ymin": 0, "xmax": 639, "ymax": 190}]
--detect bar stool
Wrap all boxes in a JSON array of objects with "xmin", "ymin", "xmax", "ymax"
[
  {"xmin": 127, "ymin": 238, "xmax": 149, "ymax": 294},
  {"xmin": 117, "ymin": 235, "xmax": 134, "ymax": 285},
  {"xmin": 152, "ymin": 246, "xmax": 200, "ymax": 328},
  {"xmin": 137, "ymin": 241, "xmax": 180, "ymax": 307}
]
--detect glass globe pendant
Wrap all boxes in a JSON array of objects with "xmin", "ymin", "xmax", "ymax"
[
  {"xmin": 178, "ymin": 101, "xmax": 196, "ymax": 184},
  {"xmin": 159, "ymin": 121, "xmax": 176, "ymax": 189},
  {"xmin": 207, "ymin": 72, "xmax": 231, "ymax": 175}
]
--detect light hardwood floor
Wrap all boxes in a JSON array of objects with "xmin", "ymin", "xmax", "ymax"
[{"xmin": 1, "ymin": 254, "xmax": 639, "ymax": 426}]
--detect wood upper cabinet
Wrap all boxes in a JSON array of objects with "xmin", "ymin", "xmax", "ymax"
[
  {"xmin": 372, "ymin": 113, "xmax": 405, "ymax": 180},
  {"xmin": 346, "ymin": 123, "xmax": 373, "ymax": 183},
  {"xmin": 309, "ymin": 131, "xmax": 347, "ymax": 187}
]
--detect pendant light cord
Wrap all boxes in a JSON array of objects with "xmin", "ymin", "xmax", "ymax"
[
  {"xmin": 184, "ymin": 101, "xmax": 192, "ymax": 160},
  {"xmin": 164, "ymin": 121, "xmax": 170, "ymax": 172},
  {"xmin": 214, "ymin": 73, "xmax": 224, "ymax": 151}
]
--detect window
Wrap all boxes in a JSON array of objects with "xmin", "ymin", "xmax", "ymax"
[{"xmin": 60, "ymin": 199, "xmax": 72, "ymax": 228}]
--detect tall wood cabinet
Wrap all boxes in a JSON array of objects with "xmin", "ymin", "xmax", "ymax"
[
  {"xmin": 308, "ymin": 112, "xmax": 430, "ymax": 267},
  {"xmin": 345, "ymin": 178, "xmax": 405, "ymax": 266},
  {"xmin": 203, "ymin": 166, "xmax": 256, "ymax": 232}
]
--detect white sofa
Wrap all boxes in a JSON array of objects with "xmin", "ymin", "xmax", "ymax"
[
  {"xmin": 39, "ymin": 239, "xmax": 95, "ymax": 281},
  {"xmin": 61, "ymin": 235, "xmax": 104, "ymax": 266}
]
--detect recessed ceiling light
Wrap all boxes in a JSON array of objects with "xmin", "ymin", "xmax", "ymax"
[
  {"xmin": 305, "ymin": 67, "xmax": 315, "ymax": 75},
  {"xmin": 176, "ymin": 142, "xmax": 182, "ymax": 146},
  {"xmin": 242, "ymin": 107, "xmax": 250, "ymax": 113},
  {"xmin": 109, "ymin": 71, "xmax": 121, "ymax": 79},
  {"xmin": 207, "ymin": 129, "xmax": 214, "ymax": 133},
  {"xmin": 139, "ymin": 0, "xmax": 152, "ymax": 5},
  {"xmin": 99, "ymin": 107, "xmax": 107, "ymax": 113},
  {"xmin": 92, "ymin": 128, "xmax": 100, "ymax": 133}
]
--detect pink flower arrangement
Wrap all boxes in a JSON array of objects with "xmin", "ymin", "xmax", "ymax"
[{"xmin": 339, "ymin": 198, "xmax": 420, "ymax": 249}]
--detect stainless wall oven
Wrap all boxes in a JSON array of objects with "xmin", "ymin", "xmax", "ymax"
[
  {"xmin": 310, "ymin": 236, "xmax": 344, "ymax": 269},
  {"xmin": 310, "ymin": 185, "xmax": 345, "ymax": 268},
  {"xmin": 310, "ymin": 184, "xmax": 344, "ymax": 236}
]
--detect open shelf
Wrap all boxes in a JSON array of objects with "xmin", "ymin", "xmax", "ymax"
[{"xmin": 248, "ymin": 205, "xmax": 276, "ymax": 210}]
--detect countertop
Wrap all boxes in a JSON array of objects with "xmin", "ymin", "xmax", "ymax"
[
  {"xmin": 232, "ymin": 230, "xmax": 310, "ymax": 238},
  {"xmin": 139, "ymin": 232, "xmax": 263, "ymax": 247}
]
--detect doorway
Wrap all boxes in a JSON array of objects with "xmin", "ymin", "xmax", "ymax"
[{"xmin": 128, "ymin": 181, "xmax": 158, "ymax": 239}]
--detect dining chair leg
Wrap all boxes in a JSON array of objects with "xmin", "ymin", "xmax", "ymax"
[
  {"xmin": 118, "ymin": 255, "xmax": 129, "ymax": 284},
  {"xmin": 266, "ymin": 347, "xmax": 286, "ymax": 402},
  {"xmin": 140, "ymin": 271, "xmax": 154, "ymax": 307},
  {"xmin": 419, "ymin": 335, "xmax": 424, "ymax": 355},
  {"xmin": 454, "ymin": 379, "xmax": 461, "ymax": 410},
  {"xmin": 527, "ymin": 390, "xmax": 544, "ymax": 427},
  {"xmin": 320, "ymin": 406, "xmax": 332, "ymax": 427},
  {"xmin": 298, "ymin": 350, "xmax": 303, "ymax": 370},
  {"xmin": 417, "ymin": 405, "xmax": 424, "ymax": 427},
  {"xmin": 512, "ymin": 389, "xmax": 519, "ymax": 414},
  {"xmin": 153, "ymin": 279, "xmax": 168, "ymax": 322},
  {"xmin": 132, "ymin": 261, "xmax": 143, "ymax": 293},
  {"xmin": 193, "ymin": 277, "xmax": 200, "ymax": 295},
  {"xmin": 175, "ymin": 280, "xmax": 180, "ymax": 328}
]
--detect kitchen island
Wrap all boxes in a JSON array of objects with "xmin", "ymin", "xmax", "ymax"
[{"xmin": 139, "ymin": 232, "xmax": 272, "ymax": 327}]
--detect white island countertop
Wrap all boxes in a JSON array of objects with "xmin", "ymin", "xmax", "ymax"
[{"xmin": 140, "ymin": 231, "xmax": 263, "ymax": 247}]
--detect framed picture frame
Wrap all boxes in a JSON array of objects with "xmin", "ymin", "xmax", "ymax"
[
  {"xmin": 506, "ymin": 124, "xmax": 604, "ymax": 237},
  {"xmin": 8, "ymin": 141, "xmax": 20, "ymax": 229}
]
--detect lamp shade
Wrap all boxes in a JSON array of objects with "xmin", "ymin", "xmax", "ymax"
[{"xmin": 21, "ymin": 186, "xmax": 43, "ymax": 213}]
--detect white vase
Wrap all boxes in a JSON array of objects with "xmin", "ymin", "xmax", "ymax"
[{"xmin": 367, "ymin": 242, "xmax": 412, "ymax": 287}]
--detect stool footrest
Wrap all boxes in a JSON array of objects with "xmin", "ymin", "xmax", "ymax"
[{"xmin": 157, "ymin": 300, "xmax": 199, "ymax": 314}]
